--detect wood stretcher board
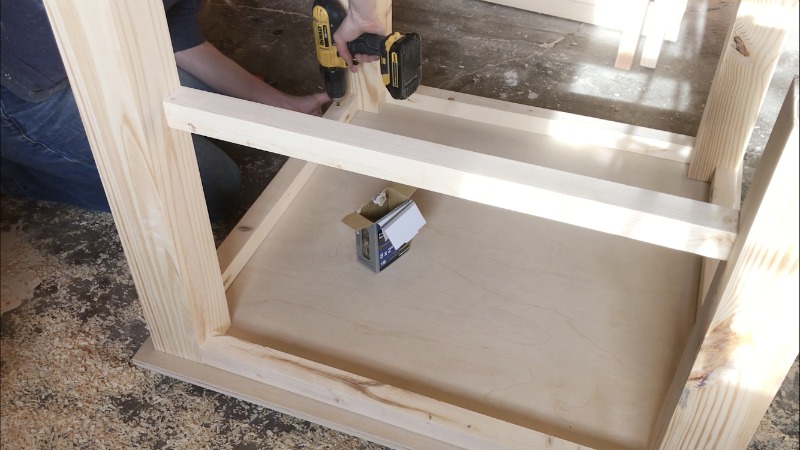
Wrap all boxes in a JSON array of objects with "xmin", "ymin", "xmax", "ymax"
[{"xmin": 43, "ymin": 0, "xmax": 798, "ymax": 449}]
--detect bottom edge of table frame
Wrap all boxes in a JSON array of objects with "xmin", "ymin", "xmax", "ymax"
[{"xmin": 132, "ymin": 338, "xmax": 463, "ymax": 450}]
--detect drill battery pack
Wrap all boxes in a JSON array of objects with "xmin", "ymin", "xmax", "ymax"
[{"xmin": 382, "ymin": 32, "xmax": 421, "ymax": 100}]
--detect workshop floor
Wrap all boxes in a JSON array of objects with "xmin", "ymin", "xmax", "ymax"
[{"xmin": 1, "ymin": 0, "xmax": 797, "ymax": 448}]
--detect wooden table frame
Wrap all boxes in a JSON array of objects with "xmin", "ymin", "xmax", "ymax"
[{"xmin": 43, "ymin": 0, "xmax": 798, "ymax": 448}]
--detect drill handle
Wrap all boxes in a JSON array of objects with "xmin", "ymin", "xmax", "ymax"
[{"xmin": 346, "ymin": 33, "xmax": 384, "ymax": 57}]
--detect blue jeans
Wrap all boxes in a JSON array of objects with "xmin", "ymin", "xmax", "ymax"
[{"xmin": 0, "ymin": 70, "xmax": 241, "ymax": 220}]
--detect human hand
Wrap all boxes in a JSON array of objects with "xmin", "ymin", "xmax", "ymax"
[
  {"xmin": 282, "ymin": 92, "xmax": 331, "ymax": 116},
  {"xmin": 333, "ymin": 2, "xmax": 385, "ymax": 73},
  {"xmin": 175, "ymin": 42, "xmax": 330, "ymax": 116}
]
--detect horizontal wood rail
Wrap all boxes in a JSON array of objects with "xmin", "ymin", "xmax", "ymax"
[
  {"xmin": 388, "ymin": 87, "xmax": 694, "ymax": 163},
  {"xmin": 165, "ymin": 86, "xmax": 738, "ymax": 260},
  {"xmin": 200, "ymin": 334, "xmax": 591, "ymax": 450}
]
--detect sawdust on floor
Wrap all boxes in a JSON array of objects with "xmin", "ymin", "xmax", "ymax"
[{"xmin": 0, "ymin": 200, "xmax": 384, "ymax": 449}]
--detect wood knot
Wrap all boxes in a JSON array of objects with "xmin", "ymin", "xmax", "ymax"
[
  {"xmin": 237, "ymin": 225, "xmax": 253, "ymax": 232},
  {"xmin": 732, "ymin": 36, "xmax": 750, "ymax": 57}
]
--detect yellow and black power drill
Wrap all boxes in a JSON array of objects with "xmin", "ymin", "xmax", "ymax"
[{"xmin": 312, "ymin": 0, "xmax": 421, "ymax": 100}]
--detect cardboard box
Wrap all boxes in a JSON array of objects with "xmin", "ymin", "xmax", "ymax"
[{"xmin": 342, "ymin": 184, "xmax": 426, "ymax": 272}]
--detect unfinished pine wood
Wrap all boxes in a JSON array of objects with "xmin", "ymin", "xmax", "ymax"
[
  {"xmin": 133, "ymin": 338, "xmax": 466, "ymax": 450},
  {"xmin": 217, "ymin": 95, "xmax": 358, "ymax": 289},
  {"xmin": 389, "ymin": 86, "xmax": 695, "ymax": 163},
  {"xmin": 202, "ymin": 334, "xmax": 594, "ymax": 449},
  {"xmin": 688, "ymin": 0, "xmax": 798, "ymax": 181},
  {"xmin": 354, "ymin": 102, "xmax": 705, "ymax": 199},
  {"xmin": 224, "ymin": 164, "xmax": 700, "ymax": 449},
  {"xmin": 640, "ymin": 0, "xmax": 689, "ymax": 65},
  {"xmin": 324, "ymin": 92, "xmax": 363, "ymax": 123},
  {"xmin": 651, "ymin": 79, "xmax": 799, "ymax": 450},
  {"xmin": 164, "ymin": 87, "xmax": 738, "ymax": 259},
  {"xmin": 640, "ymin": 0, "xmax": 668, "ymax": 68},
  {"xmin": 664, "ymin": 0, "xmax": 689, "ymax": 42},
  {"xmin": 697, "ymin": 167, "xmax": 741, "ymax": 310},
  {"xmin": 217, "ymin": 159, "xmax": 317, "ymax": 289},
  {"xmin": 43, "ymin": 0, "xmax": 228, "ymax": 360},
  {"xmin": 614, "ymin": 0, "xmax": 650, "ymax": 69},
  {"xmin": 50, "ymin": 0, "xmax": 794, "ymax": 448},
  {"xmin": 339, "ymin": 0, "xmax": 390, "ymax": 113}
]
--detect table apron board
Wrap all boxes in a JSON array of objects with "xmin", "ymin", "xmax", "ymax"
[{"xmin": 165, "ymin": 87, "xmax": 738, "ymax": 261}]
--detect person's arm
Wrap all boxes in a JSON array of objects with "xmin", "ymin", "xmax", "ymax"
[
  {"xmin": 332, "ymin": 0, "xmax": 384, "ymax": 73},
  {"xmin": 174, "ymin": 42, "xmax": 329, "ymax": 115}
]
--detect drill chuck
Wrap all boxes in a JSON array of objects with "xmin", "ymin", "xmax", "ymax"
[{"xmin": 320, "ymin": 67, "xmax": 347, "ymax": 99}]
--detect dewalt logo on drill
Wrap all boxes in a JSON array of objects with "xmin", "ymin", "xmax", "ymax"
[
  {"xmin": 316, "ymin": 25, "xmax": 329, "ymax": 47},
  {"xmin": 391, "ymin": 52, "xmax": 399, "ymax": 87}
]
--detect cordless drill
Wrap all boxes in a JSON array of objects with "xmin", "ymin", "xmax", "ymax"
[{"xmin": 312, "ymin": 0, "xmax": 421, "ymax": 100}]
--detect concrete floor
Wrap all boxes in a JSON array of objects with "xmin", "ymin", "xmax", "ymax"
[{"xmin": 1, "ymin": 0, "xmax": 798, "ymax": 448}]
